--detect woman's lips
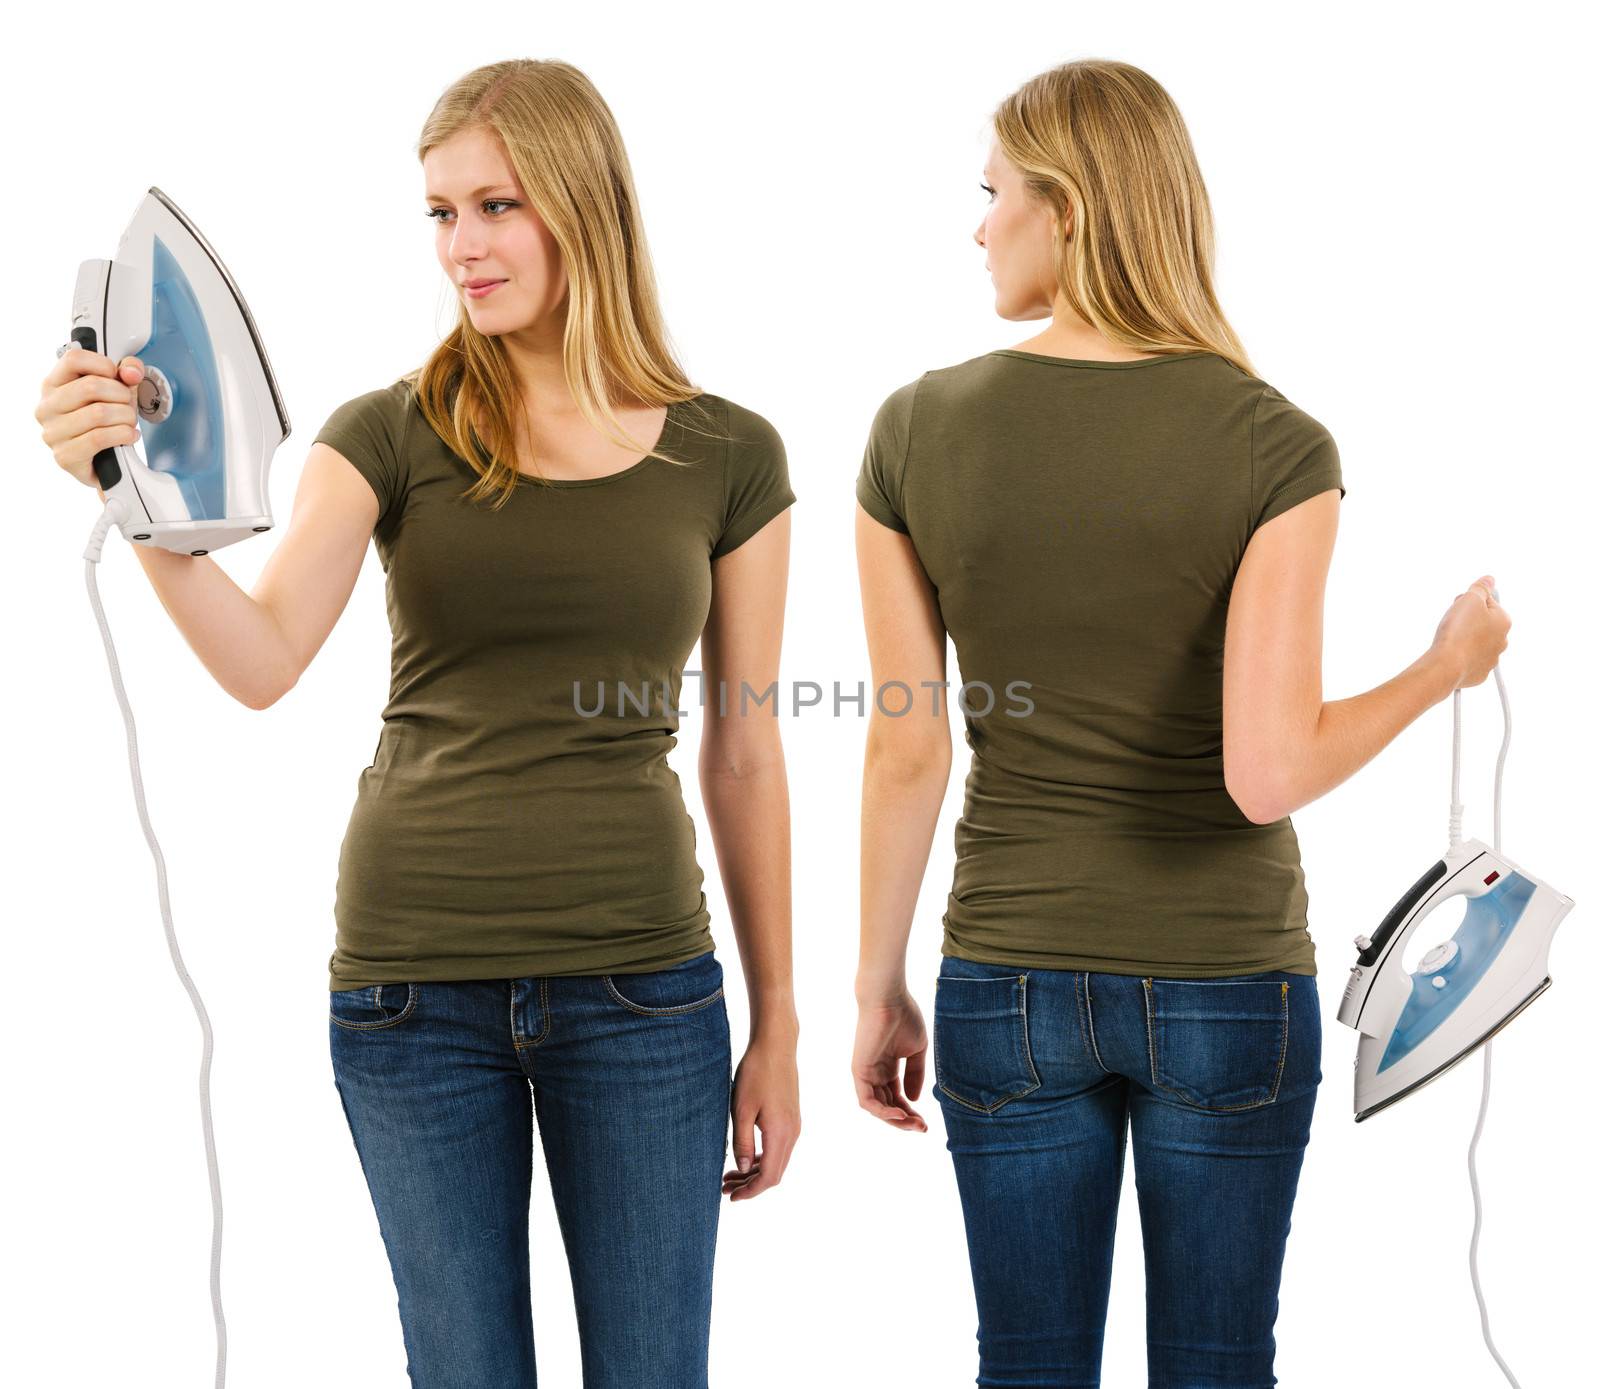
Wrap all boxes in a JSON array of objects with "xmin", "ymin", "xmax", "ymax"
[{"xmin": 465, "ymin": 280, "xmax": 506, "ymax": 298}]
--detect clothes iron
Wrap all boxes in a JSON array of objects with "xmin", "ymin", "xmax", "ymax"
[
  {"xmin": 69, "ymin": 188, "xmax": 288, "ymax": 1387},
  {"xmin": 1335, "ymin": 601, "xmax": 1572, "ymax": 1386},
  {"xmin": 63, "ymin": 185, "xmax": 289, "ymax": 555},
  {"xmin": 1337, "ymin": 833, "xmax": 1572, "ymax": 1122},
  {"xmin": 1337, "ymin": 618, "xmax": 1573, "ymax": 1122}
]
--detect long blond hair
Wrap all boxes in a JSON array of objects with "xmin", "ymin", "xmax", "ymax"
[
  {"xmin": 992, "ymin": 60, "xmax": 1256, "ymax": 376},
  {"xmin": 408, "ymin": 59, "xmax": 714, "ymax": 509}
]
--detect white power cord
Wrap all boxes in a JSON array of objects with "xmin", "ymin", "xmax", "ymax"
[
  {"xmin": 84, "ymin": 500, "xmax": 228, "ymax": 1389},
  {"xmin": 1448, "ymin": 589, "xmax": 1520, "ymax": 1389}
]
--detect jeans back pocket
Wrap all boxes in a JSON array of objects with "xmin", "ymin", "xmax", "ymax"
[
  {"xmin": 1141, "ymin": 976, "xmax": 1289, "ymax": 1112},
  {"xmin": 933, "ymin": 973, "xmax": 1041, "ymax": 1114}
]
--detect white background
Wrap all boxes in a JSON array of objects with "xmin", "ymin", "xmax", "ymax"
[{"xmin": 5, "ymin": 2, "xmax": 1595, "ymax": 1385}]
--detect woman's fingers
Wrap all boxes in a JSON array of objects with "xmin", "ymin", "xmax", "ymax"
[
  {"xmin": 723, "ymin": 1112, "xmax": 800, "ymax": 1200},
  {"xmin": 855, "ymin": 1071, "xmax": 928, "ymax": 1130},
  {"xmin": 730, "ymin": 1106, "xmax": 757, "ymax": 1176},
  {"xmin": 902, "ymin": 1047, "xmax": 926, "ymax": 1100}
]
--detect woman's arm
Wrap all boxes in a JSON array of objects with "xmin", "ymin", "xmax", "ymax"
[
  {"xmin": 107, "ymin": 442, "xmax": 378, "ymax": 710},
  {"xmin": 1223, "ymin": 490, "xmax": 1504, "ymax": 823},
  {"xmin": 852, "ymin": 504, "xmax": 952, "ymax": 1131},
  {"xmin": 40, "ymin": 349, "xmax": 376, "ymax": 710},
  {"xmin": 248, "ymin": 444, "xmax": 381, "ymax": 705},
  {"xmin": 699, "ymin": 510, "xmax": 800, "ymax": 1200}
]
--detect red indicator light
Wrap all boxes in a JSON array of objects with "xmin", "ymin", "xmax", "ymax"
[{"xmin": 1483, "ymin": 870, "xmax": 1500, "ymax": 886}]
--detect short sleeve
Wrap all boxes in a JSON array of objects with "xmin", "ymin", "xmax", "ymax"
[
  {"xmin": 314, "ymin": 382, "xmax": 410, "ymax": 534},
  {"xmin": 855, "ymin": 380, "xmax": 918, "ymax": 533},
  {"xmin": 1250, "ymin": 384, "xmax": 1345, "ymax": 532},
  {"xmin": 712, "ymin": 402, "xmax": 795, "ymax": 559}
]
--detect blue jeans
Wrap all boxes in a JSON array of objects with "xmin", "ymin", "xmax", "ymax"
[
  {"xmin": 931, "ymin": 955, "xmax": 1322, "ymax": 1389},
  {"xmin": 328, "ymin": 950, "xmax": 732, "ymax": 1388}
]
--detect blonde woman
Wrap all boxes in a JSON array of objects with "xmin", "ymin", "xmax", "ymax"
[
  {"xmin": 39, "ymin": 59, "xmax": 800, "ymax": 1388},
  {"xmin": 850, "ymin": 60, "xmax": 1509, "ymax": 1385}
]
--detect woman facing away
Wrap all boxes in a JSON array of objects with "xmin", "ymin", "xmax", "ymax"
[
  {"xmin": 38, "ymin": 59, "xmax": 800, "ymax": 1388},
  {"xmin": 850, "ymin": 59, "xmax": 1510, "ymax": 1388}
]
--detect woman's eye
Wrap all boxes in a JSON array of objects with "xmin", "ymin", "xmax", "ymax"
[
  {"xmin": 979, "ymin": 183, "xmax": 996, "ymax": 200},
  {"xmin": 424, "ymin": 199, "xmax": 516, "ymax": 224}
]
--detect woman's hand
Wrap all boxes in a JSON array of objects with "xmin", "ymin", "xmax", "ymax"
[
  {"xmin": 852, "ymin": 995, "xmax": 929, "ymax": 1132},
  {"xmin": 722, "ymin": 1032, "xmax": 801, "ymax": 1201},
  {"xmin": 1430, "ymin": 574, "xmax": 1512, "ymax": 690},
  {"xmin": 37, "ymin": 348, "xmax": 146, "ymax": 491}
]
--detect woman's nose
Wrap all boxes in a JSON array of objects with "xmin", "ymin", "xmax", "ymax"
[{"xmin": 450, "ymin": 224, "xmax": 487, "ymax": 260}]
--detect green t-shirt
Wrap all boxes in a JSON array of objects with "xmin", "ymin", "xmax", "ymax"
[
  {"xmin": 856, "ymin": 348, "xmax": 1345, "ymax": 978},
  {"xmin": 314, "ymin": 381, "xmax": 794, "ymax": 991}
]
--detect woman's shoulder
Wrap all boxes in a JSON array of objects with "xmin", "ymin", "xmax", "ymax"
[
  {"xmin": 316, "ymin": 373, "xmax": 417, "ymax": 444},
  {"xmin": 863, "ymin": 373, "xmax": 928, "ymax": 435},
  {"xmin": 679, "ymin": 389, "xmax": 784, "ymax": 457},
  {"xmin": 322, "ymin": 374, "xmax": 418, "ymax": 429},
  {"xmin": 686, "ymin": 391, "xmax": 795, "ymax": 551},
  {"xmin": 920, "ymin": 346, "xmax": 1310, "ymax": 415},
  {"xmin": 342, "ymin": 372, "xmax": 418, "ymax": 406}
]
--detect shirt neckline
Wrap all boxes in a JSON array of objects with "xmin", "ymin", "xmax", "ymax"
[
  {"xmin": 989, "ymin": 348, "xmax": 1212, "ymax": 370},
  {"xmin": 514, "ymin": 399, "xmax": 681, "ymax": 489}
]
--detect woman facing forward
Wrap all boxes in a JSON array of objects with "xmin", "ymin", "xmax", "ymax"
[
  {"xmin": 39, "ymin": 58, "xmax": 800, "ymax": 1389},
  {"xmin": 850, "ymin": 59, "xmax": 1509, "ymax": 1387}
]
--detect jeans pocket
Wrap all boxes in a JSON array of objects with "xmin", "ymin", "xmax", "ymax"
[
  {"xmin": 329, "ymin": 982, "xmax": 420, "ymax": 1031},
  {"xmin": 602, "ymin": 951, "xmax": 725, "ymax": 1016},
  {"xmin": 933, "ymin": 972, "xmax": 1041, "ymax": 1114},
  {"xmin": 1141, "ymin": 976, "xmax": 1290, "ymax": 1112}
]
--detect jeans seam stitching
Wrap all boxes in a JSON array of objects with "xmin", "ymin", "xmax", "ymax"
[
  {"xmin": 1017, "ymin": 974, "xmax": 1042, "ymax": 1097},
  {"xmin": 601, "ymin": 975, "xmax": 725, "ymax": 1016},
  {"xmin": 1269, "ymin": 979, "xmax": 1290, "ymax": 1101},
  {"xmin": 513, "ymin": 977, "xmax": 552, "ymax": 1048},
  {"xmin": 1084, "ymin": 975, "xmax": 1111, "ymax": 1073}
]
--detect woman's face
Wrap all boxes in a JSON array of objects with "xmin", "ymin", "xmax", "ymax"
[
  {"xmin": 422, "ymin": 126, "xmax": 568, "ymax": 335},
  {"xmin": 973, "ymin": 139, "xmax": 1063, "ymax": 321}
]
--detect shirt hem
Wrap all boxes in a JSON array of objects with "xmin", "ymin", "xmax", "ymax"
[
  {"xmin": 328, "ymin": 922, "xmax": 716, "ymax": 992},
  {"xmin": 940, "ymin": 930, "xmax": 1316, "ymax": 979}
]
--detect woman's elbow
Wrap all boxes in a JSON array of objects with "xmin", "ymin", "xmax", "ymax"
[
  {"xmin": 699, "ymin": 721, "xmax": 786, "ymax": 781},
  {"xmin": 1226, "ymin": 766, "xmax": 1291, "ymax": 826},
  {"xmin": 864, "ymin": 720, "xmax": 952, "ymax": 782},
  {"xmin": 239, "ymin": 660, "xmax": 301, "ymax": 712}
]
